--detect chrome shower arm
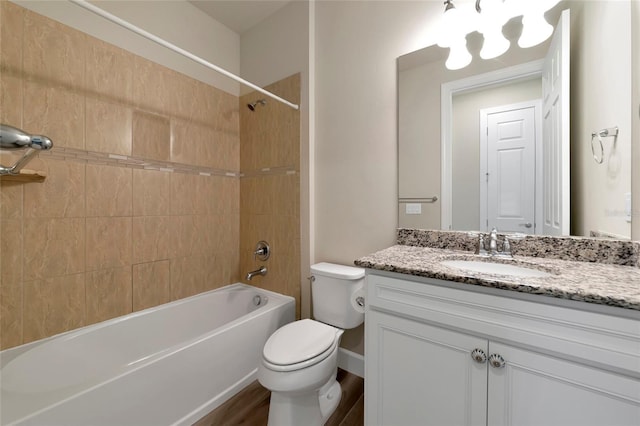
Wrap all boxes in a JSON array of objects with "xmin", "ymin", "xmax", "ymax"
[{"xmin": 0, "ymin": 124, "xmax": 53, "ymax": 175}]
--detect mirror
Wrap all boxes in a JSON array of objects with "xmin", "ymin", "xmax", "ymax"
[{"xmin": 398, "ymin": 0, "xmax": 633, "ymax": 239}]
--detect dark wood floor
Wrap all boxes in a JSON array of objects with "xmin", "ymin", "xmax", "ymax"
[{"xmin": 193, "ymin": 369, "xmax": 364, "ymax": 426}]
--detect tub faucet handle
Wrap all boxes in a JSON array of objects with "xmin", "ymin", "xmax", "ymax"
[{"xmin": 253, "ymin": 241, "xmax": 270, "ymax": 261}]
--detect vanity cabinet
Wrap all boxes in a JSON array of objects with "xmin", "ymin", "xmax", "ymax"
[{"xmin": 365, "ymin": 272, "xmax": 640, "ymax": 426}]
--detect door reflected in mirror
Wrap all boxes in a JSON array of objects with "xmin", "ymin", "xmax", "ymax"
[{"xmin": 398, "ymin": 0, "xmax": 633, "ymax": 239}]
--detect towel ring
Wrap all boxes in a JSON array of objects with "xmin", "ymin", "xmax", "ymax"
[{"xmin": 590, "ymin": 127, "xmax": 618, "ymax": 164}]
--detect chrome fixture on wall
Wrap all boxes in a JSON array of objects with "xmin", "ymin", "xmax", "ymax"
[
  {"xmin": 247, "ymin": 99, "xmax": 267, "ymax": 111},
  {"xmin": 246, "ymin": 266, "xmax": 267, "ymax": 281},
  {"xmin": 253, "ymin": 240, "xmax": 270, "ymax": 261},
  {"xmin": 591, "ymin": 126, "xmax": 619, "ymax": 164},
  {"xmin": 0, "ymin": 124, "xmax": 53, "ymax": 175}
]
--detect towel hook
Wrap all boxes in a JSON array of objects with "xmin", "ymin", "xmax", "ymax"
[{"xmin": 590, "ymin": 127, "xmax": 618, "ymax": 164}]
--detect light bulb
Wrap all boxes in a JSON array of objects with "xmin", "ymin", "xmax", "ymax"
[
  {"xmin": 518, "ymin": 11, "xmax": 553, "ymax": 48},
  {"xmin": 437, "ymin": 5, "xmax": 461, "ymax": 48},
  {"xmin": 478, "ymin": 0, "xmax": 510, "ymax": 59},
  {"xmin": 446, "ymin": 39, "xmax": 472, "ymax": 70},
  {"xmin": 480, "ymin": 27, "xmax": 510, "ymax": 59}
]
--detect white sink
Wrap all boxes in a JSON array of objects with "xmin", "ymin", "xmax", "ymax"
[{"xmin": 441, "ymin": 260, "xmax": 552, "ymax": 278}]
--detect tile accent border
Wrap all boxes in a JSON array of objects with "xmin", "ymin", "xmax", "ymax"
[{"xmin": 40, "ymin": 148, "xmax": 298, "ymax": 179}]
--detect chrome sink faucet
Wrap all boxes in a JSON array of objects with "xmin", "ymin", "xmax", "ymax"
[{"xmin": 475, "ymin": 228, "xmax": 512, "ymax": 257}]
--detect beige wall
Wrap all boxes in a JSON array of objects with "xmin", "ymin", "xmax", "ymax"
[
  {"xmin": 452, "ymin": 79, "xmax": 542, "ymax": 231},
  {"xmin": 0, "ymin": 3, "xmax": 240, "ymax": 349},
  {"xmin": 570, "ymin": 0, "xmax": 633, "ymax": 238},
  {"xmin": 239, "ymin": 74, "xmax": 302, "ymax": 319}
]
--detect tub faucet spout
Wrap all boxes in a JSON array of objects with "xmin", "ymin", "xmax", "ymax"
[{"xmin": 246, "ymin": 266, "xmax": 267, "ymax": 280}]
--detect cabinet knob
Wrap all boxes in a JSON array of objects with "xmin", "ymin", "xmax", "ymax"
[
  {"xmin": 471, "ymin": 348, "xmax": 487, "ymax": 363},
  {"xmin": 488, "ymin": 353, "xmax": 506, "ymax": 368}
]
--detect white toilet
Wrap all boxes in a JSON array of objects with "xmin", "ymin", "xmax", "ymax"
[{"xmin": 257, "ymin": 262, "xmax": 365, "ymax": 426}]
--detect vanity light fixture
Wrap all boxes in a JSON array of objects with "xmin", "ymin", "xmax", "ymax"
[
  {"xmin": 516, "ymin": 0, "xmax": 555, "ymax": 48},
  {"xmin": 437, "ymin": 0, "xmax": 475, "ymax": 69},
  {"xmin": 477, "ymin": 0, "xmax": 510, "ymax": 59},
  {"xmin": 437, "ymin": 0, "xmax": 558, "ymax": 70}
]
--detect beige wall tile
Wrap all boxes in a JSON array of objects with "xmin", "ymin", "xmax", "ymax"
[
  {"xmin": 132, "ymin": 260, "xmax": 170, "ymax": 311},
  {"xmin": 23, "ymin": 273, "xmax": 85, "ymax": 343},
  {"xmin": 24, "ymin": 159, "xmax": 85, "ymax": 218},
  {"xmin": 169, "ymin": 215, "xmax": 201, "ymax": 259},
  {"xmin": 1, "ymin": 181, "xmax": 23, "ymax": 219},
  {"xmin": 1, "ymin": 280, "xmax": 23, "ymax": 349},
  {"xmin": 132, "ymin": 57, "xmax": 172, "ymax": 115},
  {"xmin": 170, "ymin": 255, "xmax": 210, "ymax": 300},
  {"xmin": 86, "ymin": 267, "xmax": 132, "ymax": 325},
  {"xmin": 170, "ymin": 173, "xmax": 209, "ymax": 215},
  {"xmin": 86, "ymin": 38, "xmax": 133, "ymax": 104},
  {"xmin": 23, "ymin": 9, "xmax": 85, "ymax": 88},
  {"xmin": 132, "ymin": 169, "xmax": 171, "ymax": 216},
  {"xmin": 23, "ymin": 217, "xmax": 85, "ymax": 281},
  {"xmin": 171, "ymin": 119, "xmax": 216, "ymax": 167},
  {"xmin": 1, "ymin": 75, "xmax": 23, "ymax": 128},
  {"xmin": 1, "ymin": 219, "xmax": 22, "ymax": 284},
  {"xmin": 132, "ymin": 110, "xmax": 170, "ymax": 161},
  {"xmin": 85, "ymin": 98, "xmax": 132, "ymax": 155},
  {"xmin": 132, "ymin": 216, "xmax": 172, "ymax": 264},
  {"xmin": 272, "ymin": 174, "xmax": 300, "ymax": 216},
  {"xmin": 217, "ymin": 250, "xmax": 240, "ymax": 286},
  {"xmin": 23, "ymin": 82, "xmax": 84, "ymax": 150},
  {"xmin": 86, "ymin": 164, "xmax": 132, "ymax": 217},
  {"xmin": 0, "ymin": 1, "xmax": 24, "ymax": 74},
  {"xmin": 86, "ymin": 217, "xmax": 132, "ymax": 271}
]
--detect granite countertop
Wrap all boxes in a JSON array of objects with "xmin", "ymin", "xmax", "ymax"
[{"xmin": 355, "ymin": 245, "xmax": 640, "ymax": 311}]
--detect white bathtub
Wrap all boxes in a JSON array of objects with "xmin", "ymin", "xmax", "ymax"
[{"xmin": 0, "ymin": 283, "xmax": 294, "ymax": 425}]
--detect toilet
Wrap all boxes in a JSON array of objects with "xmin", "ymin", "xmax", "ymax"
[{"xmin": 257, "ymin": 262, "xmax": 365, "ymax": 426}]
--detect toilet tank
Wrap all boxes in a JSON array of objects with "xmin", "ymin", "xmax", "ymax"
[{"xmin": 310, "ymin": 262, "xmax": 365, "ymax": 329}]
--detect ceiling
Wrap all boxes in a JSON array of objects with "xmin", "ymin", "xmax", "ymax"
[{"xmin": 189, "ymin": 0, "xmax": 291, "ymax": 34}]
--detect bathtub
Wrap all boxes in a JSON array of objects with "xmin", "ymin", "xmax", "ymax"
[{"xmin": 0, "ymin": 283, "xmax": 294, "ymax": 425}]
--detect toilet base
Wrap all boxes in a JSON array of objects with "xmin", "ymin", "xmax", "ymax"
[{"xmin": 266, "ymin": 377, "xmax": 342, "ymax": 426}]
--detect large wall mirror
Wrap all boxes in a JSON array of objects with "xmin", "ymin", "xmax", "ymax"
[{"xmin": 398, "ymin": 0, "xmax": 634, "ymax": 239}]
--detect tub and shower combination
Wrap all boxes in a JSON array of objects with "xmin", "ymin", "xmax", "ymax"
[{"xmin": 0, "ymin": 283, "xmax": 294, "ymax": 425}]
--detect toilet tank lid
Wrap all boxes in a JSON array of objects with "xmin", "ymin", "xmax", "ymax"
[{"xmin": 310, "ymin": 262, "xmax": 365, "ymax": 280}]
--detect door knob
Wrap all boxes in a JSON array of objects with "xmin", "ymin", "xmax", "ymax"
[
  {"xmin": 471, "ymin": 348, "xmax": 487, "ymax": 363},
  {"xmin": 488, "ymin": 353, "xmax": 506, "ymax": 368}
]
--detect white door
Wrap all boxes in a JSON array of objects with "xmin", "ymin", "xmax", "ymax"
[
  {"xmin": 481, "ymin": 102, "xmax": 540, "ymax": 233},
  {"xmin": 365, "ymin": 310, "xmax": 487, "ymax": 426},
  {"xmin": 487, "ymin": 342, "xmax": 640, "ymax": 426},
  {"xmin": 542, "ymin": 9, "xmax": 570, "ymax": 235}
]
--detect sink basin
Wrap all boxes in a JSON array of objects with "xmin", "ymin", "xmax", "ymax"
[{"xmin": 440, "ymin": 260, "xmax": 552, "ymax": 278}]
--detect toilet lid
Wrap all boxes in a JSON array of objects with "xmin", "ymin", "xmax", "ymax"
[{"xmin": 263, "ymin": 319, "xmax": 338, "ymax": 366}]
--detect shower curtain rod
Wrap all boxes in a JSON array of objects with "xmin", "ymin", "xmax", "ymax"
[{"xmin": 69, "ymin": 0, "xmax": 300, "ymax": 111}]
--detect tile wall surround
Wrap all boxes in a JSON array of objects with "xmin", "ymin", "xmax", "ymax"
[
  {"xmin": 397, "ymin": 228, "xmax": 640, "ymax": 267},
  {"xmin": 239, "ymin": 74, "xmax": 302, "ymax": 319},
  {"xmin": 0, "ymin": 2, "xmax": 252, "ymax": 349}
]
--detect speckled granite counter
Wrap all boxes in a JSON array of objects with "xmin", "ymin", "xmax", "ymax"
[{"xmin": 355, "ymin": 229, "xmax": 640, "ymax": 311}]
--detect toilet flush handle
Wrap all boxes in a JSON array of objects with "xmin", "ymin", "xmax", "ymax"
[{"xmin": 355, "ymin": 296, "xmax": 365, "ymax": 307}]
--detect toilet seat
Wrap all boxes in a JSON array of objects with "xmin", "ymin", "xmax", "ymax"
[{"xmin": 262, "ymin": 319, "xmax": 340, "ymax": 372}]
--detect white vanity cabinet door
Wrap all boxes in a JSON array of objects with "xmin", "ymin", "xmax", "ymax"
[
  {"xmin": 487, "ymin": 342, "xmax": 640, "ymax": 426},
  {"xmin": 365, "ymin": 310, "xmax": 488, "ymax": 426}
]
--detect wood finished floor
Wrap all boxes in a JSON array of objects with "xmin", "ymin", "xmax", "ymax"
[{"xmin": 193, "ymin": 369, "xmax": 364, "ymax": 426}]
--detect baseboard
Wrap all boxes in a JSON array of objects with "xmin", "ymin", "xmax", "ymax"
[{"xmin": 337, "ymin": 348, "xmax": 364, "ymax": 378}]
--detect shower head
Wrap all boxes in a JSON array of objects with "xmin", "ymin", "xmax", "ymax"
[
  {"xmin": 247, "ymin": 99, "xmax": 267, "ymax": 111},
  {"xmin": 1, "ymin": 124, "xmax": 53, "ymax": 151}
]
